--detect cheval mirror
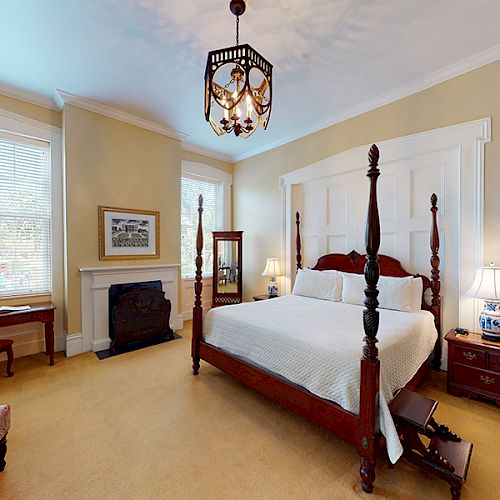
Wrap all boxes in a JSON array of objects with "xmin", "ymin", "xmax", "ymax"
[{"xmin": 212, "ymin": 231, "xmax": 243, "ymax": 307}]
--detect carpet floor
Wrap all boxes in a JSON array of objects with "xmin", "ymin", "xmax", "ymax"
[{"xmin": 0, "ymin": 322, "xmax": 498, "ymax": 500}]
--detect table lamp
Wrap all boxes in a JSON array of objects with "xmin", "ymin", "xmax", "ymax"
[
  {"xmin": 466, "ymin": 262, "xmax": 500, "ymax": 342},
  {"xmin": 262, "ymin": 257, "xmax": 282, "ymax": 297}
]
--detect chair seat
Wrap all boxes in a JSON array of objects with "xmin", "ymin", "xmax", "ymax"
[
  {"xmin": 0, "ymin": 405, "xmax": 10, "ymax": 440},
  {"xmin": 0, "ymin": 339, "xmax": 13, "ymax": 349}
]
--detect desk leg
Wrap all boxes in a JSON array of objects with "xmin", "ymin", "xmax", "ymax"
[
  {"xmin": 45, "ymin": 321, "xmax": 55, "ymax": 366},
  {"xmin": 6, "ymin": 346, "xmax": 14, "ymax": 377}
]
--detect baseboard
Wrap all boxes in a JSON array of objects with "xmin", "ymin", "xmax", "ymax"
[
  {"xmin": 0, "ymin": 338, "xmax": 45, "ymax": 360},
  {"xmin": 175, "ymin": 314, "xmax": 184, "ymax": 330},
  {"xmin": 65, "ymin": 333, "xmax": 83, "ymax": 357},
  {"xmin": 55, "ymin": 334, "xmax": 65, "ymax": 352},
  {"xmin": 182, "ymin": 304, "xmax": 211, "ymax": 321},
  {"xmin": 0, "ymin": 328, "xmax": 66, "ymax": 359},
  {"xmin": 92, "ymin": 338, "xmax": 110, "ymax": 353}
]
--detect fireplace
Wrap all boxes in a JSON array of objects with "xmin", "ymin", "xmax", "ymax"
[{"xmin": 108, "ymin": 280, "xmax": 175, "ymax": 353}]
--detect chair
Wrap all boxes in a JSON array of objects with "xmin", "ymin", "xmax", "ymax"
[
  {"xmin": 0, "ymin": 339, "xmax": 14, "ymax": 377},
  {"xmin": 0, "ymin": 404, "xmax": 10, "ymax": 471}
]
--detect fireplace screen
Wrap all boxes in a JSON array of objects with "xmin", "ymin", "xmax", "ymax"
[{"xmin": 109, "ymin": 281, "xmax": 174, "ymax": 353}]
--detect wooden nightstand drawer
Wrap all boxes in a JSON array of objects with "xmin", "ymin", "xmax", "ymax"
[
  {"xmin": 446, "ymin": 329, "xmax": 500, "ymax": 404},
  {"xmin": 452, "ymin": 363, "xmax": 500, "ymax": 396},
  {"xmin": 450, "ymin": 344, "xmax": 486, "ymax": 369},
  {"xmin": 489, "ymin": 352, "xmax": 500, "ymax": 373}
]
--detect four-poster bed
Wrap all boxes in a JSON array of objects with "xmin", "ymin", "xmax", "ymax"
[{"xmin": 191, "ymin": 144, "xmax": 441, "ymax": 493}]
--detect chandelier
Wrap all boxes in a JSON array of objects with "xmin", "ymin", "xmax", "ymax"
[{"xmin": 204, "ymin": 0, "xmax": 273, "ymax": 139}]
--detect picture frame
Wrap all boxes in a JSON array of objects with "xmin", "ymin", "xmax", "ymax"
[{"xmin": 98, "ymin": 206, "xmax": 160, "ymax": 261}]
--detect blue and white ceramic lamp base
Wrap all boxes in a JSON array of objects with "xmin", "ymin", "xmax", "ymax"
[
  {"xmin": 267, "ymin": 277, "xmax": 278, "ymax": 298},
  {"xmin": 479, "ymin": 301, "xmax": 500, "ymax": 342}
]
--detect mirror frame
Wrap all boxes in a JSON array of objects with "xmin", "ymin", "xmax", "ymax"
[{"xmin": 212, "ymin": 231, "xmax": 243, "ymax": 307}]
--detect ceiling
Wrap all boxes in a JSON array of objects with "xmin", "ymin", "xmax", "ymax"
[{"xmin": 1, "ymin": 0, "xmax": 500, "ymax": 161}]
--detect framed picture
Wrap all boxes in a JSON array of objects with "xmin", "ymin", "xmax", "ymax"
[{"xmin": 98, "ymin": 206, "xmax": 160, "ymax": 260}]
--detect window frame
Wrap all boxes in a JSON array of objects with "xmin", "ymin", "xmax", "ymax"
[
  {"xmin": 0, "ymin": 108, "xmax": 62, "ymax": 300},
  {"xmin": 180, "ymin": 161, "xmax": 232, "ymax": 280}
]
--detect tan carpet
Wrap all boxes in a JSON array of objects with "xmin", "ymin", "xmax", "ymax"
[{"xmin": 0, "ymin": 323, "xmax": 497, "ymax": 500}]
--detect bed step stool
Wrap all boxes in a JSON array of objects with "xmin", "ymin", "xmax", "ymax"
[{"xmin": 389, "ymin": 388, "xmax": 473, "ymax": 500}]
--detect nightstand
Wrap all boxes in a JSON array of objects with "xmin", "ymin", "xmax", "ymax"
[
  {"xmin": 252, "ymin": 294, "xmax": 277, "ymax": 301},
  {"xmin": 445, "ymin": 329, "xmax": 500, "ymax": 405}
]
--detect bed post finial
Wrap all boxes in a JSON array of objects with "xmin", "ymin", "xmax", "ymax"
[
  {"xmin": 192, "ymin": 194, "xmax": 204, "ymax": 375},
  {"xmin": 359, "ymin": 144, "xmax": 381, "ymax": 494},
  {"xmin": 430, "ymin": 193, "xmax": 441, "ymax": 370},
  {"xmin": 296, "ymin": 212, "xmax": 302, "ymax": 271}
]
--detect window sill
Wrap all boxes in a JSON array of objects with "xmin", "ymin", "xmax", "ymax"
[{"xmin": 0, "ymin": 293, "xmax": 52, "ymax": 306}]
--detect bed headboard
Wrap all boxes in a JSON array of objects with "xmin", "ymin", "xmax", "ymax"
[
  {"xmin": 311, "ymin": 250, "xmax": 432, "ymax": 312},
  {"xmin": 295, "ymin": 192, "xmax": 441, "ymax": 369}
]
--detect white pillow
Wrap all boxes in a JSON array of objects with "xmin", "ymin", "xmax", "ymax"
[
  {"xmin": 411, "ymin": 277, "xmax": 423, "ymax": 311},
  {"xmin": 341, "ymin": 272, "xmax": 416, "ymax": 312},
  {"xmin": 292, "ymin": 268, "xmax": 342, "ymax": 302}
]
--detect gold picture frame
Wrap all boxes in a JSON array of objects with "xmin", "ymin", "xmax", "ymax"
[{"xmin": 98, "ymin": 206, "xmax": 160, "ymax": 261}]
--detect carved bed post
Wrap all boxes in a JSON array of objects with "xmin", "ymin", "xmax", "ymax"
[
  {"xmin": 296, "ymin": 212, "xmax": 302, "ymax": 270},
  {"xmin": 192, "ymin": 194, "xmax": 204, "ymax": 375},
  {"xmin": 430, "ymin": 193, "xmax": 442, "ymax": 370},
  {"xmin": 359, "ymin": 144, "xmax": 381, "ymax": 494}
]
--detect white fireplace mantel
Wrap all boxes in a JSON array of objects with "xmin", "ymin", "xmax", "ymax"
[{"xmin": 66, "ymin": 264, "xmax": 181, "ymax": 357}]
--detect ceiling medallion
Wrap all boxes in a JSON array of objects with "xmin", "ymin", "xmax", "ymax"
[{"xmin": 204, "ymin": 0, "xmax": 273, "ymax": 139}]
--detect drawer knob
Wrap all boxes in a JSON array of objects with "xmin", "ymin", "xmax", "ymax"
[
  {"xmin": 480, "ymin": 375, "xmax": 495, "ymax": 385},
  {"xmin": 462, "ymin": 351, "xmax": 476, "ymax": 361}
]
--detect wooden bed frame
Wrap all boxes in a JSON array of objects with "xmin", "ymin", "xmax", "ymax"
[{"xmin": 191, "ymin": 144, "xmax": 441, "ymax": 494}]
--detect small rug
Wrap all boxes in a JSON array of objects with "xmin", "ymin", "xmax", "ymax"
[{"xmin": 95, "ymin": 333, "xmax": 182, "ymax": 360}]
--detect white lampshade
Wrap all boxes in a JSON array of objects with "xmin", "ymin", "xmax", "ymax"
[
  {"xmin": 466, "ymin": 264, "xmax": 500, "ymax": 301},
  {"xmin": 262, "ymin": 257, "xmax": 282, "ymax": 277}
]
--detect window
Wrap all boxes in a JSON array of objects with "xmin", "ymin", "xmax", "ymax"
[
  {"xmin": 181, "ymin": 174, "xmax": 224, "ymax": 278},
  {"xmin": 0, "ymin": 132, "xmax": 52, "ymax": 297}
]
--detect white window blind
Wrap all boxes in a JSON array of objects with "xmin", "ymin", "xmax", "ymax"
[
  {"xmin": 181, "ymin": 174, "xmax": 223, "ymax": 278},
  {"xmin": 0, "ymin": 132, "xmax": 52, "ymax": 297}
]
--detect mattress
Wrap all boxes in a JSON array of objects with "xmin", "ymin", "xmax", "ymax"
[{"xmin": 203, "ymin": 295, "xmax": 437, "ymax": 463}]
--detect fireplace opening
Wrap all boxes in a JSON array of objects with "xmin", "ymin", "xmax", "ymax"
[{"xmin": 107, "ymin": 280, "xmax": 175, "ymax": 355}]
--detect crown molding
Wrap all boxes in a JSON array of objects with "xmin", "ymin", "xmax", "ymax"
[
  {"xmin": 0, "ymin": 82, "xmax": 59, "ymax": 111},
  {"xmin": 181, "ymin": 142, "xmax": 233, "ymax": 163},
  {"xmin": 55, "ymin": 90, "xmax": 187, "ymax": 141},
  {"xmin": 232, "ymin": 43, "xmax": 500, "ymax": 162}
]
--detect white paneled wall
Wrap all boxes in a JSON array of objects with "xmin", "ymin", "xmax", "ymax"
[{"xmin": 281, "ymin": 119, "xmax": 490, "ymax": 367}]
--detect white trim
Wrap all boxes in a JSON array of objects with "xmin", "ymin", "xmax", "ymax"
[
  {"xmin": 176, "ymin": 314, "xmax": 184, "ymax": 330},
  {"xmin": 232, "ymin": 45, "xmax": 500, "ymax": 162},
  {"xmin": 182, "ymin": 143, "xmax": 233, "ymax": 163},
  {"xmin": 92, "ymin": 338, "xmax": 110, "ymax": 352},
  {"xmin": 1, "ymin": 41, "xmax": 499, "ymax": 162},
  {"xmin": 181, "ymin": 161, "xmax": 232, "ymax": 232},
  {"xmin": 65, "ymin": 333, "xmax": 83, "ymax": 357},
  {"xmin": 0, "ymin": 82, "xmax": 59, "ymax": 111},
  {"xmin": 78, "ymin": 265, "xmax": 180, "ymax": 354},
  {"xmin": 0, "ymin": 108, "xmax": 65, "ymax": 358},
  {"xmin": 56, "ymin": 90, "xmax": 187, "ymax": 141},
  {"xmin": 0, "ymin": 107, "xmax": 61, "ymax": 136},
  {"xmin": 79, "ymin": 263, "xmax": 180, "ymax": 273},
  {"xmin": 181, "ymin": 161, "xmax": 232, "ymax": 185}
]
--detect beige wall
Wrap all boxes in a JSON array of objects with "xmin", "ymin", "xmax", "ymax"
[
  {"xmin": 0, "ymin": 94, "xmax": 62, "ymax": 128},
  {"xmin": 0, "ymin": 92, "xmax": 235, "ymax": 336},
  {"xmin": 64, "ymin": 105, "xmax": 182, "ymax": 334},
  {"xmin": 234, "ymin": 60, "xmax": 500, "ymax": 300}
]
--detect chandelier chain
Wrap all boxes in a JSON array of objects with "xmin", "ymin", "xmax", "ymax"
[{"xmin": 236, "ymin": 15, "xmax": 239, "ymax": 46}]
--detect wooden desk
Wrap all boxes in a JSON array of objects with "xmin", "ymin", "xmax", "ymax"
[{"xmin": 0, "ymin": 302, "xmax": 56, "ymax": 366}]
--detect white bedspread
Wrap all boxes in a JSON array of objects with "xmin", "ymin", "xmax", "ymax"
[{"xmin": 203, "ymin": 295, "xmax": 437, "ymax": 463}]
